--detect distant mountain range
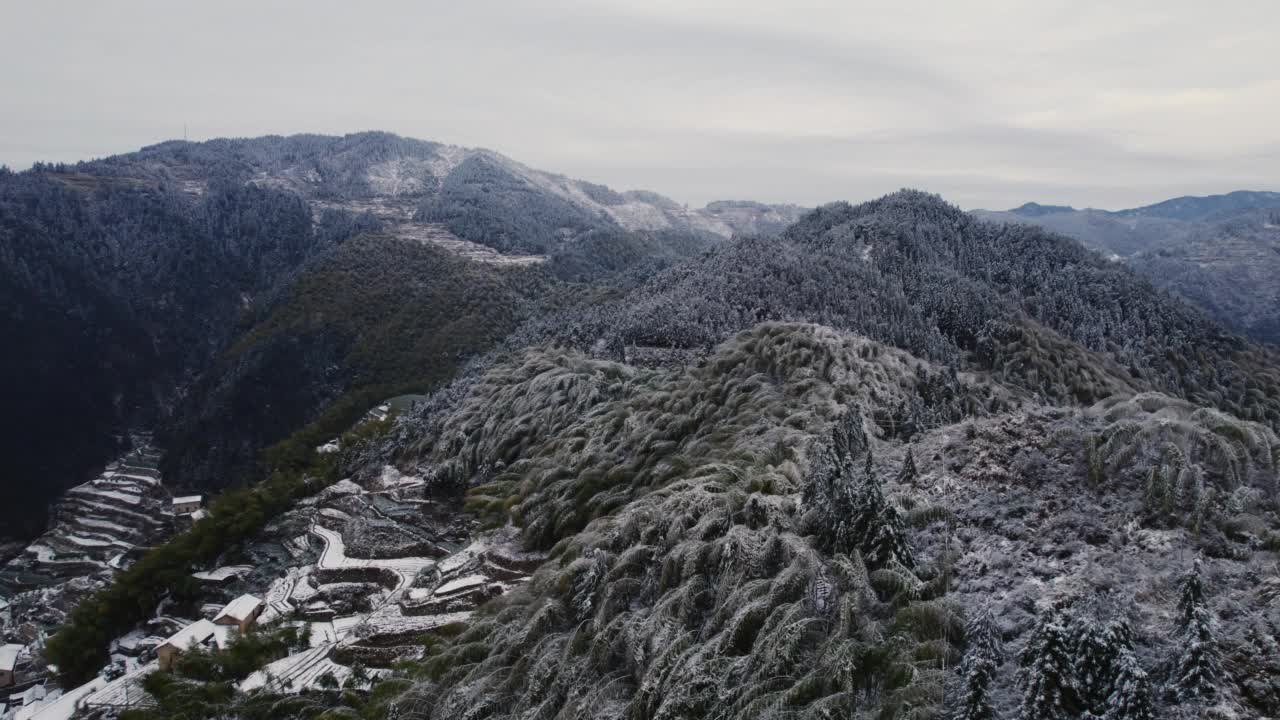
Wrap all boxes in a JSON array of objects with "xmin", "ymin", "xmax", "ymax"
[{"xmin": 975, "ymin": 191, "xmax": 1280, "ymax": 346}]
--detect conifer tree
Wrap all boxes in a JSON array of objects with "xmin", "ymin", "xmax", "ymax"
[
  {"xmin": 851, "ymin": 466, "xmax": 914, "ymax": 570},
  {"xmin": 1168, "ymin": 560, "xmax": 1219, "ymax": 702},
  {"xmin": 1019, "ymin": 614, "xmax": 1080, "ymax": 720},
  {"xmin": 1073, "ymin": 619, "xmax": 1116, "ymax": 715},
  {"xmin": 897, "ymin": 447, "xmax": 919, "ymax": 487},
  {"xmin": 1104, "ymin": 652, "xmax": 1155, "ymax": 720},
  {"xmin": 954, "ymin": 610, "xmax": 1003, "ymax": 720}
]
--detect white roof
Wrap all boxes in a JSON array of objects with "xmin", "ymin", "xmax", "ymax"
[
  {"xmin": 214, "ymin": 595, "xmax": 264, "ymax": 624},
  {"xmin": 0, "ymin": 644, "xmax": 23, "ymax": 672},
  {"xmin": 191, "ymin": 565, "xmax": 251, "ymax": 582},
  {"xmin": 158, "ymin": 620, "xmax": 229, "ymax": 652},
  {"xmin": 16, "ymin": 678, "xmax": 103, "ymax": 720},
  {"xmin": 172, "ymin": 495, "xmax": 202, "ymax": 505}
]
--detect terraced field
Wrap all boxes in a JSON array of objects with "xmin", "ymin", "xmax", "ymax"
[
  {"xmin": 0, "ymin": 444, "xmax": 173, "ymax": 593},
  {"xmin": 228, "ymin": 462, "xmax": 543, "ymax": 695}
]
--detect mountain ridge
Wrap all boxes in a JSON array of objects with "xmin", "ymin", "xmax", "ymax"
[{"xmin": 975, "ymin": 190, "xmax": 1280, "ymax": 347}]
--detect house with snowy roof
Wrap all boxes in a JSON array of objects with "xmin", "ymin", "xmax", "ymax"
[
  {"xmin": 155, "ymin": 620, "xmax": 231, "ymax": 671},
  {"xmin": 171, "ymin": 495, "xmax": 203, "ymax": 515},
  {"xmin": 213, "ymin": 594, "xmax": 265, "ymax": 633},
  {"xmin": 0, "ymin": 644, "xmax": 23, "ymax": 687}
]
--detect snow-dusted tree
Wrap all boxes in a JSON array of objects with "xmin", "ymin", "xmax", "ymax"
[
  {"xmin": 897, "ymin": 447, "xmax": 919, "ymax": 487},
  {"xmin": 832, "ymin": 407, "xmax": 868, "ymax": 469},
  {"xmin": 1072, "ymin": 615, "xmax": 1129, "ymax": 715},
  {"xmin": 954, "ymin": 610, "xmax": 1004, "ymax": 720},
  {"xmin": 1019, "ymin": 614, "xmax": 1081, "ymax": 720},
  {"xmin": 851, "ymin": 466, "xmax": 915, "ymax": 570},
  {"xmin": 1168, "ymin": 560, "xmax": 1219, "ymax": 702},
  {"xmin": 1104, "ymin": 652, "xmax": 1155, "ymax": 720},
  {"xmin": 1144, "ymin": 465, "xmax": 1170, "ymax": 519}
]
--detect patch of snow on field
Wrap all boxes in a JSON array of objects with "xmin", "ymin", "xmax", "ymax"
[
  {"xmin": 427, "ymin": 144, "xmax": 469, "ymax": 181},
  {"xmin": 606, "ymin": 201, "xmax": 674, "ymax": 231},
  {"xmin": 435, "ymin": 574, "xmax": 487, "ymax": 596},
  {"xmin": 311, "ymin": 524, "xmax": 435, "ymax": 585},
  {"xmin": 365, "ymin": 158, "xmax": 431, "ymax": 197}
]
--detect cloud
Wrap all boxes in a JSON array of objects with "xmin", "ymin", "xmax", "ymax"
[{"xmin": 1, "ymin": 0, "xmax": 1277, "ymax": 210}]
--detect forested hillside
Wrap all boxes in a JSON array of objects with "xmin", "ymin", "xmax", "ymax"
[
  {"xmin": 976, "ymin": 191, "xmax": 1280, "ymax": 347},
  {"xmin": 6, "ymin": 136, "xmax": 1280, "ymax": 720},
  {"xmin": 0, "ymin": 168, "xmax": 356, "ymax": 536}
]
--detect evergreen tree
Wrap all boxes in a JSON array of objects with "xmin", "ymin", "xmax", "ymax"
[
  {"xmin": 1168, "ymin": 560, "xmax": 1219, "ymax": 702},
  {"xmin": 954, "ymin": 610, "xmax": 1003, "ymax": 720},
  {"xmin": 1144, "ymin": 465, "xmax": 1169, "ymax": 520},
  {"xmin": 1019, "ymin": 614, "xmax": 1081, "ymax": 720},
  {"xmin": 1104, "ymin": 652, "xmax": 1155, "ymax": 720},
  {"xmin": 832, "ymin": 407, "xmax": 867, "ymax": 468},
  {"xmin": 897, "ymin": 447, "xmax": 919, "ymax": 487},
  {"xmin": 1073, "ymin": 619, "xmax": 1117, "ymax": 715},
  {"xmin": 850, "ymin": 466, "xmax": 915, "ymax": 570}
]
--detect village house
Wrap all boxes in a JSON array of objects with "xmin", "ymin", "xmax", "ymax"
[
  {"xmin": 213, "ymin": 594, "xmax": 265, "ymax": 633},
  {"xmin": 171, "ymin": 495, "xmax": 203, "ymax": 515},
  {"xmin": 155, "ymin": 620, "xmax": 230, "ymax": 671},
  {"xmin": 0, "ymin": 644, "xmax": 22, "ymax": 687}
]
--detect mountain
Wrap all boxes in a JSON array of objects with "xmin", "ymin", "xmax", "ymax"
[
  {"xmin": 6, "ymin": 135, "xmax": 1280, "ymax": 719},
  {"xmin": 0, "ymin": 132, "xmax": 802, "ymax": 540},
  {"xmin": 27, "ymin": 187, "xmax": 1280, "ymax": 720},
  {"xmin": 976, "ymin": 191, "xmax": 1280, "ymax": 346},
  {"xmin": 1110, "ymin": 190, "xmax": 1280, "ymax": 222}
]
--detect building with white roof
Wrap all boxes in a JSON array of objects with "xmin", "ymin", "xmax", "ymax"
[
  {"xmin": 213, "ymin": 594, "xmax": 265, "ymax": 632},
  {"xmin": 0, "ymin": 644, "xmax": 23, "ymax": 687},
  {"xmin": 171, "ymin": 495, "xmax": 203, "ymax": 515},
  {"xmin": 155, "ymin": 620, "xmax": 231, "ymax": 671}
]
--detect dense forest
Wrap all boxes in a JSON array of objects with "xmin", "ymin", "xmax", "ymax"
[
  {"xmin": 5, "ymin": 135, "xmax": 1280, "ymax": 720},
  {"xmin": 976, "ymin": 192, "xmax": 1280, "ymax": 347},
  {"xmin": 0, "ymin": 169, "xmax": 361, "ymax": 535}
]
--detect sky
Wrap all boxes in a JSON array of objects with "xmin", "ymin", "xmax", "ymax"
[{"xmin": 2, "ymin": 0, "xmax": 1278, "ymax": 210}]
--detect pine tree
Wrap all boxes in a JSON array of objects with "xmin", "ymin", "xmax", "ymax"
[
  {"xmin": 897, "ymin": 447, "xmax": 919, "ymax": 487},
  {"xmin": 1168, "ymin": 560, "xmax": 1219, "ymax": 702},
  {"xmin": 1073, "ymin": 619, "xmax": 1117, "ymax": 715},
  {"xmin": 1104, "ymin": 652, "xmax": 1154, "ymax": 720},
  {"xmin": 832, "ymin": 407, "xmax": 867, "ymax": 468},
  {"xmin": 851, "ymin": 467, "xmax": 915, "ymax": 570},
  {"xmin": 1020, "ymin": 614, "xmax": 1081, "ymax": 720},
  {"xmin": 1144, "ymin": 465, "xmax": 1169, "ymax": 520},
  {"xmin": 954, "ymin": 610, "xmax": 1003, "ymax": 720}
]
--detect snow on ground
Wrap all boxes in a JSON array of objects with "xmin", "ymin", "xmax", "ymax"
[
  {"xmin": 73, "ymin": 517, "xmax": 130, "ymax": 534},
  {"xmin": 331, "ymin": 615, "xmax": 364, "ymax": 638},
  {"xmin": 259, "ymin": 565, "xmax": 313, "ymax": 625},
  {"xmin": 436, "ymin": 538, "xmax": 490, "ymax": 575},
  {"xmin": 191, "ymin": 565, "xmax": 253, "ymax": 582},
  {"xmin": 102, "ymin": 471, "xmax": 160, "ymax": 486},
  {"xmin": 80, "ymin": 660, "xmax": 158, "ymax": 710},
  {"xmin": 349, "ymin": 606, "xmax": 473, "ymax": 644},
  {"xmin": 240, "ymin": 644, "xmax": 389, "ymax": 694},
  {"xmin": 605, "ymin": 201, "xmax": 674, "ymax": 232},
  {"xmin": 311, "ymin": 524, "xmax": 435, "ymax": 586},
  {"xmin": 434, "ymin": 574, "xmax": 488, "ymax": 596},
  {"xmin": 62, "ymin": 535, "xmax": 117, "ymax": 548},
  {"xmin": 70, "ymin": 487, "xmax": 143, "ymax": 505},
  {"xmin": 378, "ymin": 464, "xmax": 425, "ymax": 491},
  {"xmin": 16, "ymin": 677, "xmax": 106, "ymax": 720}
]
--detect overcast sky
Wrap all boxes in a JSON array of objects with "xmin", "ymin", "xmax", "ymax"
[{"xmin": 2, "ymin": 1, "xmax": 1277, "ymax": 210}]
